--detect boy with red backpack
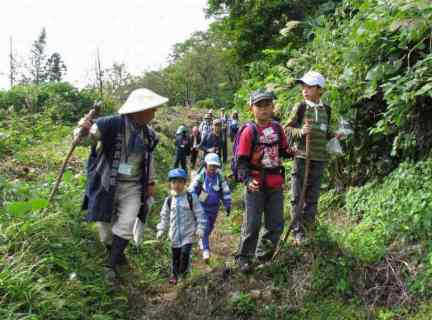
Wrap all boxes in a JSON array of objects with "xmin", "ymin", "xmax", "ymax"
[{"xmin": 232, "ymin": 89, "xmax": 294, "ymax": 273}]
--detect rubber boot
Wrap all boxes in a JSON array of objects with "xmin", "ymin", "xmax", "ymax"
[
  {"xmin": 105, "ymin": 243, "xmax": 128, "ymax": 266},
  {"xmin": 105, "ymin": 235, "xmax": 129, "ymax": 283}
]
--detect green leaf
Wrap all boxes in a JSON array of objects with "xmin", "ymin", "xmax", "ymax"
[
  {"xmin": 63, "ymin": 171, "xmax": 73, "ymax": 184},
  {"xmin": 29, "ymin": 198, "xmax": 49, "ymax": 211},
  {"xmin": 415, "ymin": 83, "xmax": 432, "ymax": 96},
  {"xmin": 6, "ymin": 201, "xmax": 32, "ymax": 217}
]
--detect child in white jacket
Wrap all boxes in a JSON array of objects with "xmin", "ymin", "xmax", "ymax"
[{"xmin": 157, "ymin": 168, "xmax": 206, "ymax": 284}]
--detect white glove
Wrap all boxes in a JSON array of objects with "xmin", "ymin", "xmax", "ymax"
[
  {"xmin": 196, "ymin": 229, "xmax": 205, "ymax": 239},
  {"xmin": 156, "ymin": 230, "xmax": 164, "ymax": 240}
]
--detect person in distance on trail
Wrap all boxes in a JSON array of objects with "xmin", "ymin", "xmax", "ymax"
[
  {"xmin": 219, "ymin": 108, "xmax": 229, "ymax": 163},
  {"xmin": 234, "ymin": 89, "xmax": 295, "ymax": 273},
  {"xmin": 199, "ymin": 118, "xmax": 224, "ymax": 159},
  {"xmin": 284, "ymin": 71, "xmax": 344, "ymax": 244},
  {"xmin": 199, "ymin": 112, "xmax": 213, "ymax": 140},
  {"xmin": 156, "ymin": 168, "xmax": 206, "ymax": 285},
  {"xmin": 173, "ymin": 125, "xmax": 191, "ymax": 174},
  {"xmin": 77, "ymin": 88, "xmax": 167, "ymax": 283},
  {"xmin": 190, "ymin": 126, "xmax": 201, "ymax": 170},
  {"xmin": 188, "ymin": 153, "xmax": 231, "ymax": 263},
  {"xmin": 228, "ymin": 110, "xmax": 240, "ymax": 142}
]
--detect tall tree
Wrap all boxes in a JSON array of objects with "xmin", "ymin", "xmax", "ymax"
[
  {"xmin": 95, "ymin": 48, "xmax": 104, "ymax": 97},
  {"xmin": 30, "ymin": 28, "xmax": 48, "ymax": 84},
  {"xmin": 9, "ymin": 36, "xmax": 17, "ymax": 88},
  {"xmin": 206, "ymin": 0, "xmax": 333, "ymax": 65},
  {"xmin": 45, "ymin": 52, "xmax": 67, "ymax": 82},
  {"xmin": 104, "ymin": 62, "xmax": 133, "ymax": 100}
]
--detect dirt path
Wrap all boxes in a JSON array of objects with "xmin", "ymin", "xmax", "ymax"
[{"xmin": 128, "ymin": 207, "xmax": 241, "ymax": 320}]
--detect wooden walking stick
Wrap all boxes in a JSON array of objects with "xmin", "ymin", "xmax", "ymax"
[
  {"xmin": 272, "ymin": 119, "xmax": 312, "ymax": 261},
  {"xmin": 46, "ymin": 101, "xmax": 102, "ymax": 206}
]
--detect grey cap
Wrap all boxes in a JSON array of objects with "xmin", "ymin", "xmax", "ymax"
[{"xmin": 250, "ymin": 90, "xmax": 276, "ymax": 105}]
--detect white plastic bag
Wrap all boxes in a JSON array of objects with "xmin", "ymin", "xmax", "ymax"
[
  {"xmin": 132, "ymin": 196, "xmax": 154, "ymax": 245},
  {"xmin": 335, "ymin": 118, "xmax": 353, "ymax": 140},
  {"xmin": 327, "ymin": 137, "xmax": 344, "ymax": 155}
]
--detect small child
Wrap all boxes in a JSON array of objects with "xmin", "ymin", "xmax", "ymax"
[
  {"xmin": 157, "ymin": 168, "xmax": 206, "ymax": 284},
  {"xmin": 188, "ymin": 153, "xmax": 231, "ymax": 263}
]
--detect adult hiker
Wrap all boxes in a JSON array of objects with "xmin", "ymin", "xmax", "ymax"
[
  {"xmin": 285, "ymin": 71, "xmax": 344, "ymax": 243},
  {"xmin": 77, "ymin": 88, "xmax": 168, "ymax": 282},
  {"xmin": 174, "ymin": 125, "xmax": 191, "ymax": 174},
  {"xmin": 199, "ymin": 112, "xmax": 213, "ymax": 140},
  {"xmin": 156, "ymin": 168, "xmax": 206, "ymax": 284},
  {"xmin": 190, "ymin": 126, "xmax": 201, "ymax": 170},
  {"xmin": 188, "ymin": 153, "xmax": 231, "ymax": 263},
  {"xmin": 219, "ymin": 108, "xmax": 229, "ymax": 163},
  {"xmin": 234, "ymin": 89, "xmax": 294, "ymax": 273},
  {"xmin": 199, "ymin": 118, "xmax": 224, "ymax": 159},
  {"xmin": 229, "ymin": 110, "xmax": 240, "ymax": 142}
]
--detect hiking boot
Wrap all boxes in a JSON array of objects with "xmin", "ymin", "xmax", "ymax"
[
  {"xmin": 169, "ymin": 275, "xmax": 178, "ymax": 285},
  {"xmin": 203, "ymin": 250, "xmax": 210, "ymax": 263},
  {"xmin": 293, "ymin": 231, "xmax": 305, "ymax": 245},
  {"xmin": 104, "ymin": 266, "xmax": 118, "ymax": 285},
  {"xmin": 106, "ymin": 244, "xmax": 128, "ymax": 266},
  {"xmin": 237, "ymin": 258, "xmax": 252, "ymax": 274},
  {"xmin": 256, "ymin": 252, "xmax": 273, "ymax": 265}
]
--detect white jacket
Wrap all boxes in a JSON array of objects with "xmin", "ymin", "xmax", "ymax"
[{"xmin": 157, "ymin": 191, "xmax": 206, "ymax": 248}]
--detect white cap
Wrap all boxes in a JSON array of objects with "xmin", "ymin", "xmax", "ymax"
[
  {"xmin": 296, "ymin": 71, "xmax": 325, "ymax": 88},
  {"xmin": 118, "ymin": 88, "xmax": 168, "ymax": 114},
  {"xmin": 204, "ymin": 153, "xmax": 221, "ymax": 166}
]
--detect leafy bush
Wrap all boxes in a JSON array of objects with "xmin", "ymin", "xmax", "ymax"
[
  {"xmin": 230, "ymin": 292, "xmax": 257, "ymax": 318},
  {"xmin": 343, "ymin": 160, "xmax": 432, "ymax": 262},
  {"xmin": 0, "ymin": 83, "xmax": 115, "ymax": 123},
  {"xmin": 194, "ymin": 98, "xmax": 216, "ymax": 110}
]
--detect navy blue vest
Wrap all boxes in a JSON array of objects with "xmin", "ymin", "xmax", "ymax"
[{"xmin": 82, "ymin": 115, "xmax": 157, "ymax": 223}]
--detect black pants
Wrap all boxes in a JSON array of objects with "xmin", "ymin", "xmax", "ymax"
[
  {"xmin": 291, "ymin": 158, "xmax": 326, "ymax": 233},
  {"xmin": 171, "ymin": 243, "xmax": 192, "ymax": 277},
  {"xmin": 174, "ymin": 156, "xmax": 188, "ymax": 174},
  {"xmin": 190, "ymin": 149, "xmax": 199, "ymax": 169}
]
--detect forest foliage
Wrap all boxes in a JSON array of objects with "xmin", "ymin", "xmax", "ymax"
[{"xmin": 1, "ymin": 0, "xmax": 432, "ymax": 319}]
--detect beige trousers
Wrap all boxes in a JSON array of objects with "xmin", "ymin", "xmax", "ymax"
[{"xmin": 97, "ymin": 182, "xmax": 142, "ymax": 243}]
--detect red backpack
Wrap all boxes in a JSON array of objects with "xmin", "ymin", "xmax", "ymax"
[{"xmin": 231, "ymin": 121, "xmax": 282, "ymax": 182}]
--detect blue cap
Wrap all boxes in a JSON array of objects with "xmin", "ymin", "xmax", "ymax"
[{"xmin": 168, "ymin": 168, "xmax": 188, "ymax": 180}]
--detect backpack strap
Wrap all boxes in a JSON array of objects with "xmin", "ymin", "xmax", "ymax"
[
  {"xmin": 167, "ymin": 196, "xmax": 172, "ymax": 210},
  {"xmin": 297, "ymin": 102, "xmax": 331, "ymax": 126},
  {"xmin": 186, "ymin": 192, "xmax": 194, "ymax": 211}
]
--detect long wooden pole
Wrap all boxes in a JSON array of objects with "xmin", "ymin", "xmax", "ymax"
[
  {"xmin": 46, "ymin": 102, "xmax": 101, "ymax": 206},
  {"xmin": 272, "ymin": 119, "xmax": 312, "ymax": 261}
]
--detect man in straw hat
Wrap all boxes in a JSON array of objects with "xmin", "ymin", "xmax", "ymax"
[{"xmin": 77, "ymin": 88, "xmax": 168, "ymax": 282}]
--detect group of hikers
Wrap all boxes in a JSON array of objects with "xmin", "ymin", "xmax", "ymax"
[
  {"xmin": 172, "ymin": 108, "xmax": 240, "ymax": 174},
  {"xmin": 77, "ymin": 70, "xmax": 346, "ymax": 285}
]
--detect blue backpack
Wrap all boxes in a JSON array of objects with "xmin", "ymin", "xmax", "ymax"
[{"xmin": 230, "ymin": 121, "xmax": 282, "ymax": 182}]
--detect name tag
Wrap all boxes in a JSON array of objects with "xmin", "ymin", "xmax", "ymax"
[
  {"xmin": 118, "ymin": 163, "xmax": 133, "ymax": 176},
  {"xmin": 320, "ymin": 124, "xmax": 327, "ymax": 132},
  {"xmin": 263, "ymin": 127, "xmax": 274, "ymax": 136}
]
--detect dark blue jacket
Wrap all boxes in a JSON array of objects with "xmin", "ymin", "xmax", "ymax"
[{"xmin": 82, "ymin": 115, "xmax": 157, "ymax": 223}]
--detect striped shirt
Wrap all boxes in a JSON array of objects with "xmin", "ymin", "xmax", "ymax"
[{"xmin": 285, "ymin": 100, "xmax": 331, "ymax": 162}]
